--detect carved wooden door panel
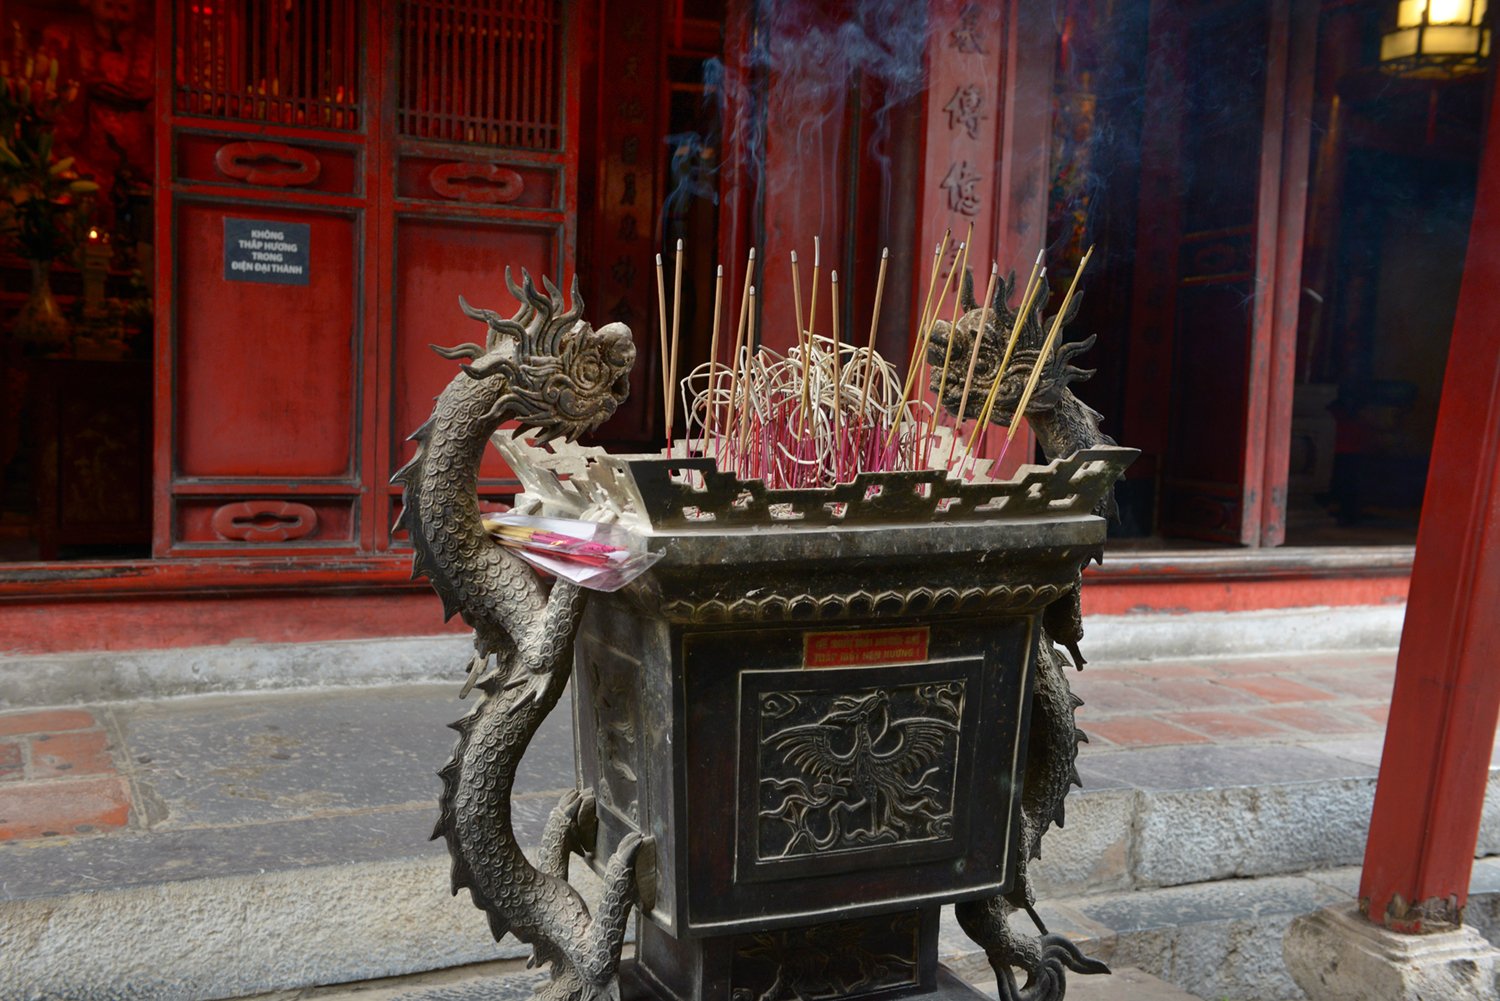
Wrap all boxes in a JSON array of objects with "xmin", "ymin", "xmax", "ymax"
[
  {"xmin": 155, "ymin": 0, "xmax": 578, "ymax": 556},
  {"xmin": 156, "ymin": 0, "xmax": 376, "ymax": 556}
]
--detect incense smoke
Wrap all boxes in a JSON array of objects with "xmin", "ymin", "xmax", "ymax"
[{"xmin": 660, "ymin": 0, "xmax": 938, "ymax": 252}]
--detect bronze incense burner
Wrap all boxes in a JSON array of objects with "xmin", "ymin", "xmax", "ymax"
[{"xmin": 396, "ymin": 268, "xmax": 1132, "ymax": 1001}]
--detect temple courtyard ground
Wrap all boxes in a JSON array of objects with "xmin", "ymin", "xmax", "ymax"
[{"xmin": 3, "ymin": 636, "xmax": 1497, "ymax": 1000}]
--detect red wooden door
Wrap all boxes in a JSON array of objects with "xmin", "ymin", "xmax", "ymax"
[
  {"xmin": 379, "ymin": 0, "xmax": 579, "ymax": 548},
  {"xmin": 1127, "ymin": 0, "xmax": 1314, "ymax": 544},
  {"xmin": 154, "ymin": 0, "xmax": 577, "ymax": 557}
]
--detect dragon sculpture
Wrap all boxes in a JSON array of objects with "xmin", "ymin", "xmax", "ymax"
[
  {"xmin": 393, "ymin": 269, "xmax": 640, "ymax": 1001},
  {"xmin": 926, "ymin": 269, "xmax": 1116, "ymax": 1001}
]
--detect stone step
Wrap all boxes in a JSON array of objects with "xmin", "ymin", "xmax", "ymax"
[
  {"xmin": 938, "ymin": 859, "xmax": 1500, "ymax": 1001},
  {"xmin": 1036, "ymin": 735, "xmax": 1500, "ymax": 899}
]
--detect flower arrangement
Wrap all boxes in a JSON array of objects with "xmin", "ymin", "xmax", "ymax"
[{"xmin": 0, "ymin": 26, "xmax": 97, "ymax": 263}]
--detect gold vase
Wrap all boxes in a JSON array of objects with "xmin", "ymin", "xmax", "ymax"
[{"xmin": 14, "ymin": 258, "xmax": 70, "ymax": 348}]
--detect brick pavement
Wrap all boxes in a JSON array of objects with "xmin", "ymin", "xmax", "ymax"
[
  {"xmin": 0, "ymin": 707, "xmax": 132, "ymax": 840},
  {"xmin": 1072, "ymin": 650, "xmax": 1396, "ymax": 749},
  {"xmin": 0, "ymin": 651, "xmax": 1398, "ymax": 846}
]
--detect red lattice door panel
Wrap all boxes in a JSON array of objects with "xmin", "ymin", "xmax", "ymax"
[{"xmin": 380, "ymin": 0, "xmax": 579, "ymax": 549}]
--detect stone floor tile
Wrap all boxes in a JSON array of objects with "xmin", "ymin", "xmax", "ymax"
[
  {"xmin": 968, "ymin": 967, "xmax": 1206, "ymax": 1000},
  {"xmin": 1469, "ymin": 856, "xmax": 1500, "ymax": 894},
  {"xmin": 0, "ymin": 708, "xmax": 97, "ymax": 738},
  {"xmin": 1298, "ymin": 736, "xmax": 1388, "ymax": 769},
  {"xmin": 0, "ymin": 775, "xmax": 131, "ymax": 841},
  {"xmin": 1151, "ymin": 678, "xmax": 1262, "ymax": 709},
  {"xmin": 1160, "ymin": 710, "xmax": 1291, "ymax": 741},
  {"xmin": 1075, "ymin": 872, "xmax": 1348, "ymax": 933},
  {"xmin": 1295, "ymin": 668, "xmax": 1395, "ymax": 702},
  {"xmin": 1076, "ymin": 716, "xmax": 1209, "ymax": 748},
  {"xmin": 1198, "ymin": 656, "xmax": 1293, "ymax": 676},
  {"xmin": 1355, "ymin": 703, "xmax": 1391, "ymax": 726},
  {"xmin": 1340, "ymin": 651, "xmax": 1400, "ymax": 670},
  {"xmin": 115, "ymin": 683, "xmax": 575, "ymax": 829},
  {"xmin": 1114, "ymin": 662, "xmax": 1222, "ymax": 681},
  {"xmin": 0, "ymin": 804, "xmax": 444, "ymax": 900},
  {"xmin": 26, "ymin": 728, "xmax": 115, "ymax": 779},
  {"xmin": 1068, "ymin": 679, "xmax": 1179, "ymax": 713},
  {"xmin": 1081, "ymin": 743, "xmax": 1377, "ymax": 790},
  {"xmin": 1251, "ymin": 705, "xmax": 1372, "ymax": 734},
  {"xmin": 1216, "ymin": 675, "xmax": 1338, "ymax": 703}
]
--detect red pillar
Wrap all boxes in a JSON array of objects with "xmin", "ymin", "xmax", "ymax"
[
  {"xmin": 914, "ymin": 0, "xmax": 1051, "ymax": 476},
  {"xmin": 1357, "ymin": 68, "xmax": 1500, "ymax": 933}
]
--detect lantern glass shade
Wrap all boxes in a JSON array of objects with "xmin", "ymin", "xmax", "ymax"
[{"xmin": 1383, "ymin": 0, "xmax": 1491, "ymax": 77}]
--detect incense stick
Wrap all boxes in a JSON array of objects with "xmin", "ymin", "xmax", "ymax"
[
  {"xmin": 702, "ymin": 263, "xmax": 724, "ymax": 455},
  {"xmin": 790, "ymin": 250, "xmax": 808, "ymax": 436},
  {"xmin": 801, "ymin": 237, "xmax": 821, "ymax": 437},
  {"xmin": 724, "ymin": 248, "xmax": 755, "ymax": 455},
  {"xmin": 655, "ymin": 252, "xmax": 669, "ymax": 444},
  {"xmin": 737, "ymin": 285, "xmax": 758, "ymax": 455},
  {"xmin": 666, "ymin": 238, "xmax": 685, "ymax": 451},
  {"xmin": 909, "ymin": 234, "xmax": 948, "ymax": 373},
  {"xmin": 929, "ymin": 233, "xmax": 973, "ymax": 439},
  {"xmin": 859, "ymin": 247, "xmax": 890, "ymax": 419},
  {"xmin": 886, "ymin": 237, "xmax": 947, "ymax": 448},
  {"xmin": 948, "ymin": 261, "xmax": 1001, "ymax": 469},
  {"xmin": 966, "ymin": 259, "xmax": 1047, "ymax": 459},
  {"xmin": 1005, "ymin": 246, "xmax": 1094, "ymax": 448},
  {"xmin": 830, "ymin": 269, "xmax": 844, "ymax": 477},
  {"xmin": 890, "ymin": 240, "xmax": 964, "ymax": 450}
]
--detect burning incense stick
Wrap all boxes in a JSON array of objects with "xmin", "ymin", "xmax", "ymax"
[
  {"xmin": 909, "ymin": 235, "xmax": 948, "ymax": 370},
  {"xmin": 724, "ymin": 248, "xmax": 756, "ymax": 453},
  {"xmin": 807, "ymin": 237, "xmax": 822, "ymax": 336},
  {"xmin": 666, "ymin": 238, "xmax": 685, "ymax": 450},
  {"xmin": 830, "ymin": 270, "xmax": 844, "ymax": 471},
  {"xmin": 737, "ymin": 285, "xmax": 758, "ymax": 455},
  {"xmin": 702, "ymin": 263, "xmax": 724, "ymax": 454},
  {"xmin": 790, "ymin": 250, "xmax": 807, "ymax": 434},
  {"xmin": 948, "ymin": 261, "xmax": 1001, "ymax": 468},
  {"xmin": 887, "ymin": 238, "xmax": 946, "ymax": 445},
  {"xmin": 860, "ymin": 247, "xmax": 890, "ymax": 420},
  {"xmin": 886, "ymin": 237, "xmax": 956, "ymax": 450},
  {"xmin": 655, "ymin": 252, "xmax": 669, "ymax": 441},
  {"xmin": 890, "ymin": 240, "xmax": 964, "ymax": 450},
  {"xmin": 967, "ymin": 260, "xmax": 1047, "ymax": 459},
  {"xmin": 929, "ymin": 233, "xmax": 973, "ymax": 438},
  {"xmin": 1005, "ymin": 246, "xmax": 1094, "ymax": 449},
  {"xmin": 801, "ymin": 237, "xmax": 821, "ymax": 434}
]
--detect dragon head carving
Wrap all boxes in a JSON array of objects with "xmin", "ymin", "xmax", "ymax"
[
  {"xmin": 435, "ymin": 268, "xmax": 635, "ymax": 444},
  {"xmin": 926, "ymin": 268, "xmax": 1098, "ymax": 429}
]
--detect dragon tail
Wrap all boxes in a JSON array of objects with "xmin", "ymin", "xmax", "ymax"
[{"xmin": 434, "ymin": 695, "xmax": 510, "ymax": 943}]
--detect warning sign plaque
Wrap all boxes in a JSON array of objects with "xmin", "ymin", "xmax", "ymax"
[
  {"xmin": 224, "ymin": 218, "xmax": 310, "ymax": 285},
  {"xmin": 802, "ymin": 627, "xmax": 930, "ymax": 669}
]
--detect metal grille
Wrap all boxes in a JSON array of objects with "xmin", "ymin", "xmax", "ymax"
[
  {"xmin": 397, "ymin": 0, "xmax": 563, "ymax": 150},
  {"xmin": 175, "ymin": 0, "xmax": 362, "ymax": 129}
]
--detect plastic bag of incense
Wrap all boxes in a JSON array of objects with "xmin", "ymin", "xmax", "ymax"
[{"xmin": 480, "ymin": 513, "xmax": 662, "ymax": 592}]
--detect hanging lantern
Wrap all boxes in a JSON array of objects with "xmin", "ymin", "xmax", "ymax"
[{"xmin": 1381, "ymin": 0, "xmax": 1491, "ymax": 78}]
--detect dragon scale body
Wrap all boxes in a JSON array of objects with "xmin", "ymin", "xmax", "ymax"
[{"xmin": 395, "ymin": 273, "xmax": 639, "ymax": 1001}]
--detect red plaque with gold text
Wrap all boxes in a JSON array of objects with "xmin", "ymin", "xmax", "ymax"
[{"xmin": 802, "ymin": 627, "xmax": 932, "ymax": 669}]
